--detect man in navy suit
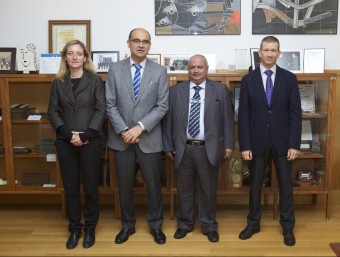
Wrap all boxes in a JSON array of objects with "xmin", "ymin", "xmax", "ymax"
[{"xmin": 238, "ymin": 36, "xmax": 302, "ymax": 246}]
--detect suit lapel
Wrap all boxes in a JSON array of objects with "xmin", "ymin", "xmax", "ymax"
[
  {"xmin": 204, "ymin": 79, "xmax": 214, "ymax": 116},
  {"xmin": 73, "ymin": 71, "xmax": 90, "ymax": 96},
  {"xmin": 61, "ymin": 76, "xmax": 75, "ymax": 105},
  {"xmin": 121, "ymin": 59, "xmax": 135, "ymax": 101},
  {"xmin": 254, "ymin": 67, "xmax": 268, "ymax": 106},
  {"xmin": 180, "ymin": 81, "xmax": 190, "ymax": 129},
  {"xmin": 270, "ymin": 66, "xmax": 284, "ymax": 106}
]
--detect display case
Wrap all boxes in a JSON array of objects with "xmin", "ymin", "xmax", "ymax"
[
  {"xmin": 0, "ymin": 75, "xmax": 61, "ymax": 193},
  {"xmin": 289, "ymin": 73, "xmax": 336, "ymax": 219},
  {"xmin": 0, "ymin": 73, "xmax": 335, "ymax": 220}
]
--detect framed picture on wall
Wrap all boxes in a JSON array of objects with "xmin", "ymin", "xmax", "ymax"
[
  {"xmin": 91, "ymin": 51, "xmax": 119, "ymax": 73},
  {"xmin": 0, "ymin": 48, "xmax": 16, "ymax": 74},
  {"xmin": 252, "ymin": 0, "xmax": 338, "ymax": 34},
  {"xmin": 49, "ymin": 20, "xmax": 91, "ymax": 53},
  {"xmin": 155, "ymin": 0, "xmax": 241, "ymax": 35}
]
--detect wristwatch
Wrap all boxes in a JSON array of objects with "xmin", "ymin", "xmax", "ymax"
[{"xmin": 120, "ymin": 128, "xmax": 129, "ymax": 136}]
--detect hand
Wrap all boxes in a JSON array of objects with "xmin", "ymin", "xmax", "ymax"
[
  {"xmin": 70, "ymin": 131, "xmax": 89, "ymax": 146},
  {"xmin": 165, "ymin": 151, "xmax": 175, "ymax": 160},
  {"xmin": 287, "ymin": 148, "xmax": 299, "ymax": 161},
  {"xmin": 241, "ymin": 150, "xmax": 253, "ymax": 161},
  {"xmin": 122, "ymin": 124, "xmax": 143, "ymax": 144},
  {"xmin": 224, "ymin": 149, "xmax": 232, "ymax": 159}
]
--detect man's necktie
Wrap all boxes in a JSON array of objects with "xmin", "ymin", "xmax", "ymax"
[
  {"xmin": 133, "ymin": 64, "xmax": 142, "ymax": 98},
  {"xmin": 265, "ymin": 70, "xmax": 273, "ymax": 105},
  {"xmin": 188, "ymin": 86, "xmax": 202, "ymax": 138}
]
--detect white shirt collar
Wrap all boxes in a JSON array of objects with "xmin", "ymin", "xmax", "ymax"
[
  {"xmin": 190, "ymin": 80, "xmax": 206, "ymax": 90},
  {"xmin": 260, "ymin": 64, "xmax": 277, "ymax": 75},
  {"xmin": 130, "ymin": 58, "xmax": 147, "ymax": 69}
]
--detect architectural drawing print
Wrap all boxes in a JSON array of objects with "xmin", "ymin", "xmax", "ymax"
[
  {"xmin": 252, "ymin": 0, "xmax": 338, "ymax": 34},
  {"xmin": 155, "ymin": 0, "xmax": 241, "ymax": 35}
]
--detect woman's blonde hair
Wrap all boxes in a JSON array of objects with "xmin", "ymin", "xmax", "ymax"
[{"xmin": 56, "ymin": 40, "xmax": 96, "ymax": 80}]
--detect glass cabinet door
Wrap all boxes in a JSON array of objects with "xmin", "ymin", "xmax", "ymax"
[
  {"xmin": 8, "ymin": 79, "xmax": 57, "ymax": 189},
  {"xmin": 0, "ymin": 89, "xmax": 7, "ymax": 188},
  {"xmin": 293, "ymin": 79, "xmax": 330, "ymax": 191}
]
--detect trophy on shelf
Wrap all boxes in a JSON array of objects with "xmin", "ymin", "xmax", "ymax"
[{"xmin": 229, "ymin": 157, "xmax": 243, "ymax": 188}]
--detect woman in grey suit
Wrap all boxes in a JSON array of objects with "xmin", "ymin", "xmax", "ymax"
[{"xmin": 48, "ymin": 40, "xmax": 105, "ymax": 250}]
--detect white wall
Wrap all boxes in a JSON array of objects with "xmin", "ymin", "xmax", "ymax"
[{"xmin": 1, "ymin": 0, "xmax": 339, "ymax": 69}]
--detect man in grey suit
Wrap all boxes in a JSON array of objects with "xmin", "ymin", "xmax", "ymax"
[
  {"xmin": 162, "ymin": 54, "xmax": 234, "ymax": 242},
  {"xmin": 105, "ymin": 28, "xmax": 169, "ymax": 245}
]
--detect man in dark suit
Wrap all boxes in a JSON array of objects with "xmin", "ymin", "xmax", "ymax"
[
  {"xmin": 238, "ymin": 36, "xmax": 302, "ymax": 246},
  {"xmin": 162, "ymin": 54, "xmax": 234, "ymax": 242},
  {"xmin": 105, "ymin": 28, "xmax": 169, "ymax": 245}
]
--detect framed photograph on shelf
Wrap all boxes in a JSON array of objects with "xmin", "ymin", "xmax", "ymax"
[
  {"xmin": 91, "ymin": 51, "xmax": 119, "ymax": 73},
  {"xmin": 233, "ymin": 86, "xmax": 241, "ymax": 118},
  {"xmin": 303, "ymin": 48, "xmax": 325, "ymax": 73},
  {"xmin": 0, "ymin": 48, "xmax": 16, "ymax": 74},
  {"xmin": 250, "ymin": 48, "xmax": 261, "ymax": 70},
  {"xmin": 250, "ymin": 48, "xmax": 303, "ymax": 73},
  {"xmin": 49, "ymin": 20, "xmax": 91, "ymax": 54},
  {"xmin": 277, "ymin": 50, "xmax": 303, "ymax": 73},
  {"xmin": 39, "ymin": 54, "xmax": 62, "ymax": 74},
  {"xmin": 163, "ymin": 54, "xmax": 191, "ymax": 73},
  {"xmin": 147, "ymin": 54, "xmax": 161, "ymax": 65}
]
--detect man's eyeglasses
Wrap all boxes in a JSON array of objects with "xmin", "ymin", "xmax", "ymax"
[{"xmin": 130, "ymin": 39, "xmax": 151, "ymax": 45}]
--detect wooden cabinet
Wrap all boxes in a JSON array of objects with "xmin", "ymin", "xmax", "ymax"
[
  {"xmin": 0, "ymin": 73, "xmax": 336, "ymax": 220},
  {"xmin": 289, "ymin": 73, "xmax": 336, "ymax": 219},
  {"xmin": 0, "ymin": 74, "xmax": 62, "ymax": 198},
  {"xmin": 0, "ymin": 74, "xmax": 118, "ymax": 215}
]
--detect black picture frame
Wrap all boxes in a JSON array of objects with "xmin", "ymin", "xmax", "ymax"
[
  {"xmin": 252, "ymin": 0, "xmax": 338, "ymax": 35},
  {"xmin": 0, "ymin": 48, "xmax": 16, "ymax": 74},
  {"xmin": 91, "ymin": 51, "xmax": 120, "ymax": 73},
  {"xmin": 155, "ymin": 0, "xmax": 241, "ymax": 35}
]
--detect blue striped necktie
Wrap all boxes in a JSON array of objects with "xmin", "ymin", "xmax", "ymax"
[
  {"xmin": 265, "ymin": 70, "xmax": 273, "ymax": 105},
  {"xmin": 188, "ymin": 86, "xmax": 202, "ymax": 138},
  {"xmin": 133, "ymin": 64, "xmax": 142, "ymax": 98}
]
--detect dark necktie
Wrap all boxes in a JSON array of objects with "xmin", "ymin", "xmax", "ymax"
[
  {"xmin": 265, "ymin": 70, "xmax": 273, "ymax": 105},
  {"xmin": 188, "ymin": 86, "xmax": 202, "ymax": 138},
  {"xmin": 133, "ymin": 64, "xmax": 142, "ymax": 98}
]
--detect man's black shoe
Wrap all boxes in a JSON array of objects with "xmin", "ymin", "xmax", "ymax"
[
  {"xmin": 283, "ymin": 230, "xmax": 296, "ymax": 246},
  {"xmin": 66, "ymin": 231, "xmax": 81, "ymax": 249},
  {"xmin": 83, "ymin": 229, "xmax": 95, "ymax": 248},
  {"xmin": 174, "ymin": 228, "xmax": 192, "ymax": 239},
  {"xmin": 115, "ymin": 228, "xmax": 136, "ymax": 244},
  {"xmin": 205, "ymin": 231, "xmax": 219, "ymax": 242},
  {"xmin": 151, "ymin": 228, "xmax": 166, "ymax": 244},
  {"xmin": 239, "ymin": 225, "xmax": 260, "ymax": 240}
]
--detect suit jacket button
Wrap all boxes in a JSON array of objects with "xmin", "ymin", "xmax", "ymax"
[
  {"xmin": 268, "ymin": 110, "xmax": 271, "ymax": 114},
  {"xmin": 266, "ymin": 124, "xmax": 270, "ymax": 127}
]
